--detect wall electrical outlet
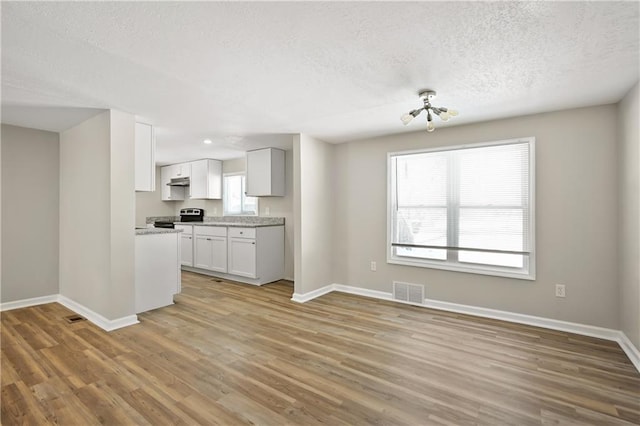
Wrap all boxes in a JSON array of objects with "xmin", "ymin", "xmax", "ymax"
[
  {"xmin": 555, "ymin": 284, "xmax": 566, "ymax": 298},
  {"xmin": 370, "ymin": 261, "xmax": 377, "ymax": 272}
]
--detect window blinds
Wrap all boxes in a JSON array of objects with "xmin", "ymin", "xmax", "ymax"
[{"xmin": 391, "ymin": 140, "xmax": 531, "ymax": 267}]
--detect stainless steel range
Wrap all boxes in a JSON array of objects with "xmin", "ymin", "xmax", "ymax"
[
  {"xmin": 154, "ymin": 209, "xmax": 204, "ymax": 229},
  {"xmin": 179, "ymin": 208, "xmax": 205, "ymax": 222}
]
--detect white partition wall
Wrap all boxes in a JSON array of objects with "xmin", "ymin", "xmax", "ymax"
[
  {"xmin": 59, "ymin": 110, "xmax": 136, "ymax": 326},
  {"xmin": 293, "ymin": 134, "xmax": 336, "ymax": 296}
]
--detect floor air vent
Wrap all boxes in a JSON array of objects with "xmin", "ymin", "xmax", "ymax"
[
  {"xmin": 65, "ymin": 314, "xmax": 86, "ymax": 324},
  {"xmin": 393, "ymin": 282, "xmax": 424, "ymax": 304}
]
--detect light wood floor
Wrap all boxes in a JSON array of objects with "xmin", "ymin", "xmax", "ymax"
[{"xmin": 2, "ymin": 271, "xmax": 639, "ymax": 425}]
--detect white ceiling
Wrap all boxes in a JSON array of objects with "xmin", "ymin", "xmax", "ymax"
[{"xmin": 2, "ymin": 2, "xmax": 638, "ymax": 164}]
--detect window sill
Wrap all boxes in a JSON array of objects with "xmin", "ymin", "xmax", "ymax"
[{"xmin": 387, "ymin": 256, "xmax": 535, "ymax": 281}]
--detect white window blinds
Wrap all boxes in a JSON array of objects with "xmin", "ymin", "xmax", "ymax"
[{"xmin": 389, "ymin": 138, "xmax": 535, "ymax": 279}]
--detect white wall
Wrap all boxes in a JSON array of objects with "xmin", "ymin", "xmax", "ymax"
[
  {"xmin": 1, "ymin": 124, "xmax": 59, "ymax": 302},
  {"xmin": 294, "ymin": 134, "xmax": 335, "ymax": 295},
  {"xmin": 135, "ymin": 166, "xmax": 177, "ymax": 226},
  {"xmin": 333, "ymin": 105, "xmax": 620, "ymax": 329},
  {"xmin": 108, "ymin": 110, "xmax": 136, "ymax": 319},
  {"xmin": 59, "ymin": 110, "xmax": 135, "ymax": 320},
  {"xmin": 618, "ymin": 81, "xmax": 640, "ymax": 350}
]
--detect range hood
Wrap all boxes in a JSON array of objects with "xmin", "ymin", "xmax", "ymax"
[{"xmin": 167, "ymin": 177, "xmax": 190, "ymax": 186}]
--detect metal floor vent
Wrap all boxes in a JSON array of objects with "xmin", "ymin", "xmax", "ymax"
[
  {"xmin": 65, "ymin": 314, "xmax": 86, "ymax": 324},
  {"xmin": 393, "ymin": 282, "xmax": 424, "ymax": 305}
]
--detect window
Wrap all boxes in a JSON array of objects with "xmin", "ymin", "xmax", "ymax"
[
  {"xmin": 223, "ymin": 173, "xmax": 258, "ymax": 216},
  {"xmin": 388, "ymin": 137, "xmax": 535, "ymax": 279}
]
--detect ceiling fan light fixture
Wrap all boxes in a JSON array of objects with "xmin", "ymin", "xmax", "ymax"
[
  {"xmin": 203, "ymin": 138, "xmax": 213, "ymax": 144},
  {"xmin": 401, "ymin": 89, "xmax": 458, "ymax": 133}
]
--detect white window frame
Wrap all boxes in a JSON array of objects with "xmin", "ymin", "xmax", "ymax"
[
  {"xmin": 387, "ymin": 137, "xmax": 536, "ymax": 280},
  {"xmin": 223, "ymin": 172, "xmax": 258, "ymax": 216}
]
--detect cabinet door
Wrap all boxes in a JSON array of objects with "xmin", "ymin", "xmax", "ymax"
[
  {"xmin": 209, "ymin": 236, "xmax": 227, "ymax": 273},
  {"xmin": 189, "ymin": 160, "xmax": 207, "ymax": 199},
  {"xmin": 195, "ymin": 235, "xmax": 227, "ymax": 272},
  {"xmin": 194, "ymin": 235, "xmax": 213, "ymax": 269},
  {"xmin": 135, "ymin": 123, "xmax": 155, "ymax": 192},
  {"xmin": 181, "ymin": 234, "xmax": 193, "ymax": 266},
  {"xmin": 246, "ymin": 148, "xmax": 285, "ymax": 196},
  {"xmin": 160, "ymin": 165, "xmax": 172, "ymax": 200},
  {"xmin": 174, "ymin": 163, "xmax": 191, "ymax": 178},
  {"xmin": 228, "ymin": 237, "xmax": 257, "ymax": 278}
]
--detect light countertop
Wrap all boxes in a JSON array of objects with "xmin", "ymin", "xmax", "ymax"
[
  {"xmin": 174, "ymin": 221, "xmax": 283, "ymax": 228},
  {"xmin": 135, "ymin": 228, "xmax": 183, "ymax": 236}
]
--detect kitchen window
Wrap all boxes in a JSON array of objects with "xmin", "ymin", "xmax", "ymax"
[
  {"xmin": 387, "ymin": 137, "xmax": 535, "ymax": 280},
  {"xmin": 223, "ymin": 173, "xmax": 258, "ymax": 216}
]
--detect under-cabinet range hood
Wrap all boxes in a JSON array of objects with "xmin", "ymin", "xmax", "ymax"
[{"xmin": 167, "ymin": 177, "xmax": 190, "ymax": 186}]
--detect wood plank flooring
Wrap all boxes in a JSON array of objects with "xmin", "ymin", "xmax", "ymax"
[{"xmin": 2, "ymin": 271, "xmax": 639, "ymax": 425}]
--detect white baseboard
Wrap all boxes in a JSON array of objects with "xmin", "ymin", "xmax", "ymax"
[
  {"xmin": 1, "ymin": 293, "xmax": 138, "ymax": 332},
  {"xmin": 0, "ymin": 294, "xmax": 58, "ymax": 311},
  {"xmin": 421, "ymin": 297, "xmax": 621, "ymax": 341},
  {"xmin": 291, "ymin": 284, "xmax": 334, "ymax": 303},
  {"xmin": 616, "ymin": 332, "xmax": 640, "ymax": 372},
  {"xmin": 294, "ymin": 282, "xmax": 640, "ymax": 373},
  {"xmin": 333, "ymin": 284, "xmax": 394, "ymax": 302},
  {"xmin": 57, "ymin": 296, "xmax": 139, "ymax": 332}
]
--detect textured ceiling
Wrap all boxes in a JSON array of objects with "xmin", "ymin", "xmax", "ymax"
[{"xmin": 2, "ymin": 2, "xmax": 638, "ymax": 163}]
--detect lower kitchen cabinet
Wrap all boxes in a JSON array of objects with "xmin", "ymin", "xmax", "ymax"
[
  {"xmin": 228, "ymin": 237, "xmax": 257, "ymax": 278},
  {"xmin": 176, "ymin": 225, "xmax": 193, "ymax": 266},
  {"xmin": 193, "ymin": 226, "xmax": 227, "ymax": 273},
  {"xmin": 135, "ymin": 231, "xmax": 181, "ymax": 314},
  {"xmin": 184, "ymin": 224, "xmax": 284, "ymax": 285}
]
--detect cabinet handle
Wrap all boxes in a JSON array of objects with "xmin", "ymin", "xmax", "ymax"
[
  {"xmin": 206, "ymin": 238, "xmax": 212, "ymax": 241},
  {"xmin": 252, "ymin": 242, "xmax": 255, "ymax": 245}
]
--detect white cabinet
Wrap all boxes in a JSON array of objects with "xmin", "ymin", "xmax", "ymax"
[
  {"xmin": 162, "ymin": 160, "xmax": 220, "ymax": 201},
  {"xmin": 135, "ymin": 232, "xmax": 181, "ymax": 314},
  {"xmin": 183, "ymin": 225, "xmax": 284, "ymax": 285},
  {"xmin": 228, "ymin": 230, "xmax": 257, "ymax": 278},
  {"xmin": 193, "ymin": 226, "xmax": 227, "ymax": 273},
  {"xmin": 160, "ymin": 164, "xmax": 186, "ymax": 201},
  {"xmin": 135, "ymin": 122, "xmax": 155, "ymax": 192},
  {"xmin": 172, "ymin": 163, "xmax": 191, "ymax": 179},
  {"xmin": 189, "ymin": 159, "xmax": 222, "ymax": 199},
  {"xmin": 226, "ymin": 227, "xmax": 283, "ymax": 282},
  {"xmin": 246, "ymin": 148, "xmax": 285, "ymax": 196},
  {"xmin": 176, "ymin": 225, "xmax": 193, "ymax": 266}
]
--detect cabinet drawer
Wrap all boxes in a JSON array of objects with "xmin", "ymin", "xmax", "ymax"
[
  {"xmin": 228, "ymin": 227, "xmax": 256, "ymax": 239},
  {"xmin": 193, "ymin": 226, "xmax": 227, "ymax": 237},
  {"xmin": 175, "ymin": 225, "xmax": 193, "ymax": 235}
]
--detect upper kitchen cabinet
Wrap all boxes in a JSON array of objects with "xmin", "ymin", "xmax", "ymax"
[
  {"xmin": 190, "ymin": 159, "xmax": 222, "ymax": 199},
  {"xmin": 160, "ymin": 164, "xmax": 186, "ymax": 201},
  {"xmin": 173, "ymin": 162, "xmax": 191, "ymax": 179},
  {"xmin": 135, "ymin": 122, "xmax": 155, "ymax": 192},
  {"xmin": 246, "ymin": 148, "xmax": 285, "ymax": 196}
]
